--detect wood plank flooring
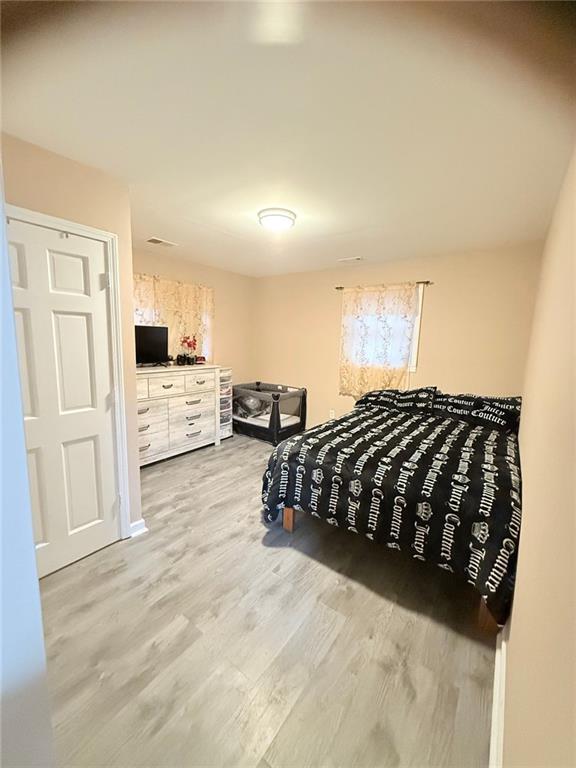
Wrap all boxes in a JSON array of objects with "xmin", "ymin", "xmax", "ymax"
[{"xmin": 41, "ymin": 435, "xmax": 495, "ymax": 768}]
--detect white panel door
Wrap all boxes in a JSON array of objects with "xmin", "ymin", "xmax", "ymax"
[{"xmin": 9, "ymin": 218, "xmax": 120, "ymax": 577}]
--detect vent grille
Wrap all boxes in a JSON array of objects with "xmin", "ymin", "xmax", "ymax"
[
  {"xmin": 337, "ymin": 256, "xmax": 363, "ymax": 263},
  {"xmin": 146, "ymin": 237, "xmax": 178, "ymax": 247}
]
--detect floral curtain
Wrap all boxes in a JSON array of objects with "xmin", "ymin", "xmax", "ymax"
[
  {"xmin": 339, "ymin": 282, "xmax": 420, "ymax": 398},
  {"xmin": 133, "ymin": 273, "xmax": 214, "ymax": 360}
]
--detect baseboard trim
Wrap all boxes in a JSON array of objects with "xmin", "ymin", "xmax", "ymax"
[
  {"xmin": 129, "ymin": 518, "xmax": 148, "ymax": 538},
  {"xmin": 489, "ymin": 622, "xmax": 509, "ymax": 768}
]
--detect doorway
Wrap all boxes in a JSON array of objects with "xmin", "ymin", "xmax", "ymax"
[{"xmin": 7, "ymin": 206, "xmax": 130, "ymax": 576}]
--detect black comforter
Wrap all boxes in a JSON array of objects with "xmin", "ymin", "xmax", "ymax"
[{"xmin": 262, "ymin": 403, "xmax": 522, "ymax": 625}]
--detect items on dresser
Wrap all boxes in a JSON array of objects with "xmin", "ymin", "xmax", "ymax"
[
  {"xmin": 219, "ymin": 367, "xmax": 233, "ymax": 440},
  {"xmin": 176, "ymin": 354, "xmax": 196, "ymax": 366},
  {"xmin": 136, "ymin": 365, "xmax": 231, "ymax": 466},
  {"xmin": 177, "ymin": 334, "xmax": 197, "ymax": 365}
]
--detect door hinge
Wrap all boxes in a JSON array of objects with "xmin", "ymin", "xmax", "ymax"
[{"xmin": 100, "ymin": 272, "xmax": 111, "ymax": 290}]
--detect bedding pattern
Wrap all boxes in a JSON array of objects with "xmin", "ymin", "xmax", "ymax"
[
  {"xmin": 432, "ymin": 392, "xmax": 522, "ymax": 432},
  {"xmin": 262, "ymin": 402, "xmax": 522, "ymax": 624}
]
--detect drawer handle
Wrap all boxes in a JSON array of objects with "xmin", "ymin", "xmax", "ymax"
[
  {"xmin": 186, "ymin": 430, "xmax": 202, "ymax": 438},
  {"xmin": 186, "ymin": 413, "xmax": 202, "ymax": 420},
  {"xmin": 162, "ymin": 384, "xmax": 174, "ymax": 389},
  {"xmin": 139, "ymin": 444, "xmax": 151, "ymax": 452},
  {"xmin": 186, "ymin": 399, "xmax": 201, "ymax": 405},
  {"xmin": 138, "ymin": 407, "xmax": 149, "ymax": 415},
  {"xmin": 196, "ymin": 379, "xmax": 206, "ymax": 385},
  {"xmin": 138, "ymin": 424, "xmax": 150, "ymax": 432}
]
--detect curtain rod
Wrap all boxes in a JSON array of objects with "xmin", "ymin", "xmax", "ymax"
[{"xmin": 334, "ymin": 280, "xmax": 434, "ymax": 291}]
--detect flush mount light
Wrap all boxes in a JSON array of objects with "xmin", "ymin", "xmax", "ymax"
[{"xmin": 257, "ymin": 208, "xmax": 296, "ymax": 232}]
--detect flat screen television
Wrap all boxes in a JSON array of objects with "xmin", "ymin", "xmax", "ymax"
[{"xmin": 135, "ymin": 325, "xmax": 169, "ymax": 365}]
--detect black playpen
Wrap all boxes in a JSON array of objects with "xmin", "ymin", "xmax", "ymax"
[{"xmin": 232, "ymin": 381, "xmax": 307, "ymax": 445}]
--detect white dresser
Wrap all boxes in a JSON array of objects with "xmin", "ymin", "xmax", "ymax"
[{"xmin": 136, "ymin": 365, "xmax": 230, "ymax": 466}]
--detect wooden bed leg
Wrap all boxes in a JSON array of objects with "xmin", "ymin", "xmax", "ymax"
[
  {"xmin": 283, "ymin": 507, "xmax": 295, "ymax": 533},
  {"xmin": 478, "ymin": 597, "xmax": 498, "ymax": 634}
]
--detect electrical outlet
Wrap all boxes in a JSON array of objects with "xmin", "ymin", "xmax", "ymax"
[{"xmin": 329, "ymin": 408, "xmax": 335, "ymax": 419}]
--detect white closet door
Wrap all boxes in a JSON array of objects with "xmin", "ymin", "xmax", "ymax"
[{"xmin": 9, "ymin": 218, "xmax": 120, "ymax": 577}]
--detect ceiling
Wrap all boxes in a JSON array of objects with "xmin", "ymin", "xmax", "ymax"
[{"xmin": 2, "ymin": 2, "xmax": 575, "ymax": 276}]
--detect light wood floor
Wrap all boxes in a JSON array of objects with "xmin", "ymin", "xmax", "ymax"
[{"xmin": 41, "ymin": 435, "xmax": 495, "ymax": 768}]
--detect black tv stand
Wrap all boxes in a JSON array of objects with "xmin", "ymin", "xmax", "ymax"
[{"xmin": 136, "ymin": 362, "xmax": 170, "ymax": 368}]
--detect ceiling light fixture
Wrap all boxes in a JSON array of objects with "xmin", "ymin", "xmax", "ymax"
[{"xmin": 258, "ymin": 208, "xmax": 296, "ymax": 232}]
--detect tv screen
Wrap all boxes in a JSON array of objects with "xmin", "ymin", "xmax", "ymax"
[{"xmin": 135, "ymin": 325, "xmax": 169, "ymax": 365}]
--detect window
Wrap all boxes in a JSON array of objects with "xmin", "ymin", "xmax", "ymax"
[
  {"xmin": 133, "ymin": 273, "xmax": 214, "ymax": 360},
  {"xmin": 339, "ymin": 282, "xmax": 422, "ymax": 397}
]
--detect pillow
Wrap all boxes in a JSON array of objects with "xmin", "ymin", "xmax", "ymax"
[
  {"xmin": 355, "ymin": 387, "xmax": 436, "ymax": 413},
  {"xmin": 432, "ymin": 392, "xmax": 480, "ymax": 418},
  {"xmin": 355, "ymin": 389, "xmax": 398, "ymax": 409},
  {"xmin": 481, "ymin": 395, "xmax": 522, "ymax": 415},
  {"xmin": 394, "ymin": 387, "xmax": 436, "ymax": 412},
  {"xmin": 433, "ymin": 392, "xmax": 521, "ymax": 432},
  {"xmin": 474, "ymin": 396, "xmax": 521, "ymax": 432}
]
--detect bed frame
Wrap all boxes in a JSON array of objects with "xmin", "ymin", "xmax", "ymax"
[{"xmin": 283, "ymin": 506, "xmax": 295, "ymax": 533}]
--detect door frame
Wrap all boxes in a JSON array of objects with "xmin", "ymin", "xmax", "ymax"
[{"xmin": 6, "ymin": 204, "xmax": 131, "ymax": 541}]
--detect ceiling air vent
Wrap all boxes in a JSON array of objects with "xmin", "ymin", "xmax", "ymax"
[
  {"xmin": 146, "ymin": 237, "xmax": 178, "ymax": 247},
  {"xmin": 337, "ymin": 256, "xmax": 363, "ymax": 263}
]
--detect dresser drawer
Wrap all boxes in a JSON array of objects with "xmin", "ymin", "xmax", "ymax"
[
  {"xmin": 148, "ymin": 375, "xmax": 186, "ymax": 398},
  {"xmin": 185, "ymin": 371, "xmax": 215, "ymax": 393},
  {"xmin": 168, "ymin": 391, "xmax": 215, "ymax": 413},
  {"xmin": 170, "ymin": 408, "xmax": 215, "ymax": 433},
  {"xmin": 220, "ymin": 384, "xmax": 232, "ymax": 397},
  {"xmin": 138, "ymin": 430, "xmax": 169, "ymax": 460},
  {"xmin": 170, "ymin": 422, "xmax": 215, "ymax": 450},
  {"xmin": 136, "ymin": 378, "xmax": 149, "ymax": 400},
  {"xmin": 137, "ymin": 413, "xmax": 169, "ymax": 437},
  {"xmin": 137, "ymin": 398, "xmax": 168, "ymax": 439},
  {"xmin": 137, "ymin": 398, "xmax": 168, "ymax": 418}
]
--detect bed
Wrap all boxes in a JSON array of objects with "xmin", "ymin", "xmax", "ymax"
[{"xmin": 262, "ymin": 387, "xmax": 522, "ymax": 626}]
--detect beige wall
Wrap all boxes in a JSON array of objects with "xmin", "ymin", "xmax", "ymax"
[
  {"xmin": 503, "ymin": 150, "xmax": 575, "ymax": 766},
  {"xmin": 2, "ymin": 134, "xmax": 142, "ymax": 525},
  {"xmin": 253, "ymin": 244, "xmax": 542, "ymax": 427},
  {"xmin": 132, "ymin": 251, "xmax": 255, "ymax": 382},
  {"xmin": 134, "ymin": 244, "xmax": 542, "ymax": 430}
]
